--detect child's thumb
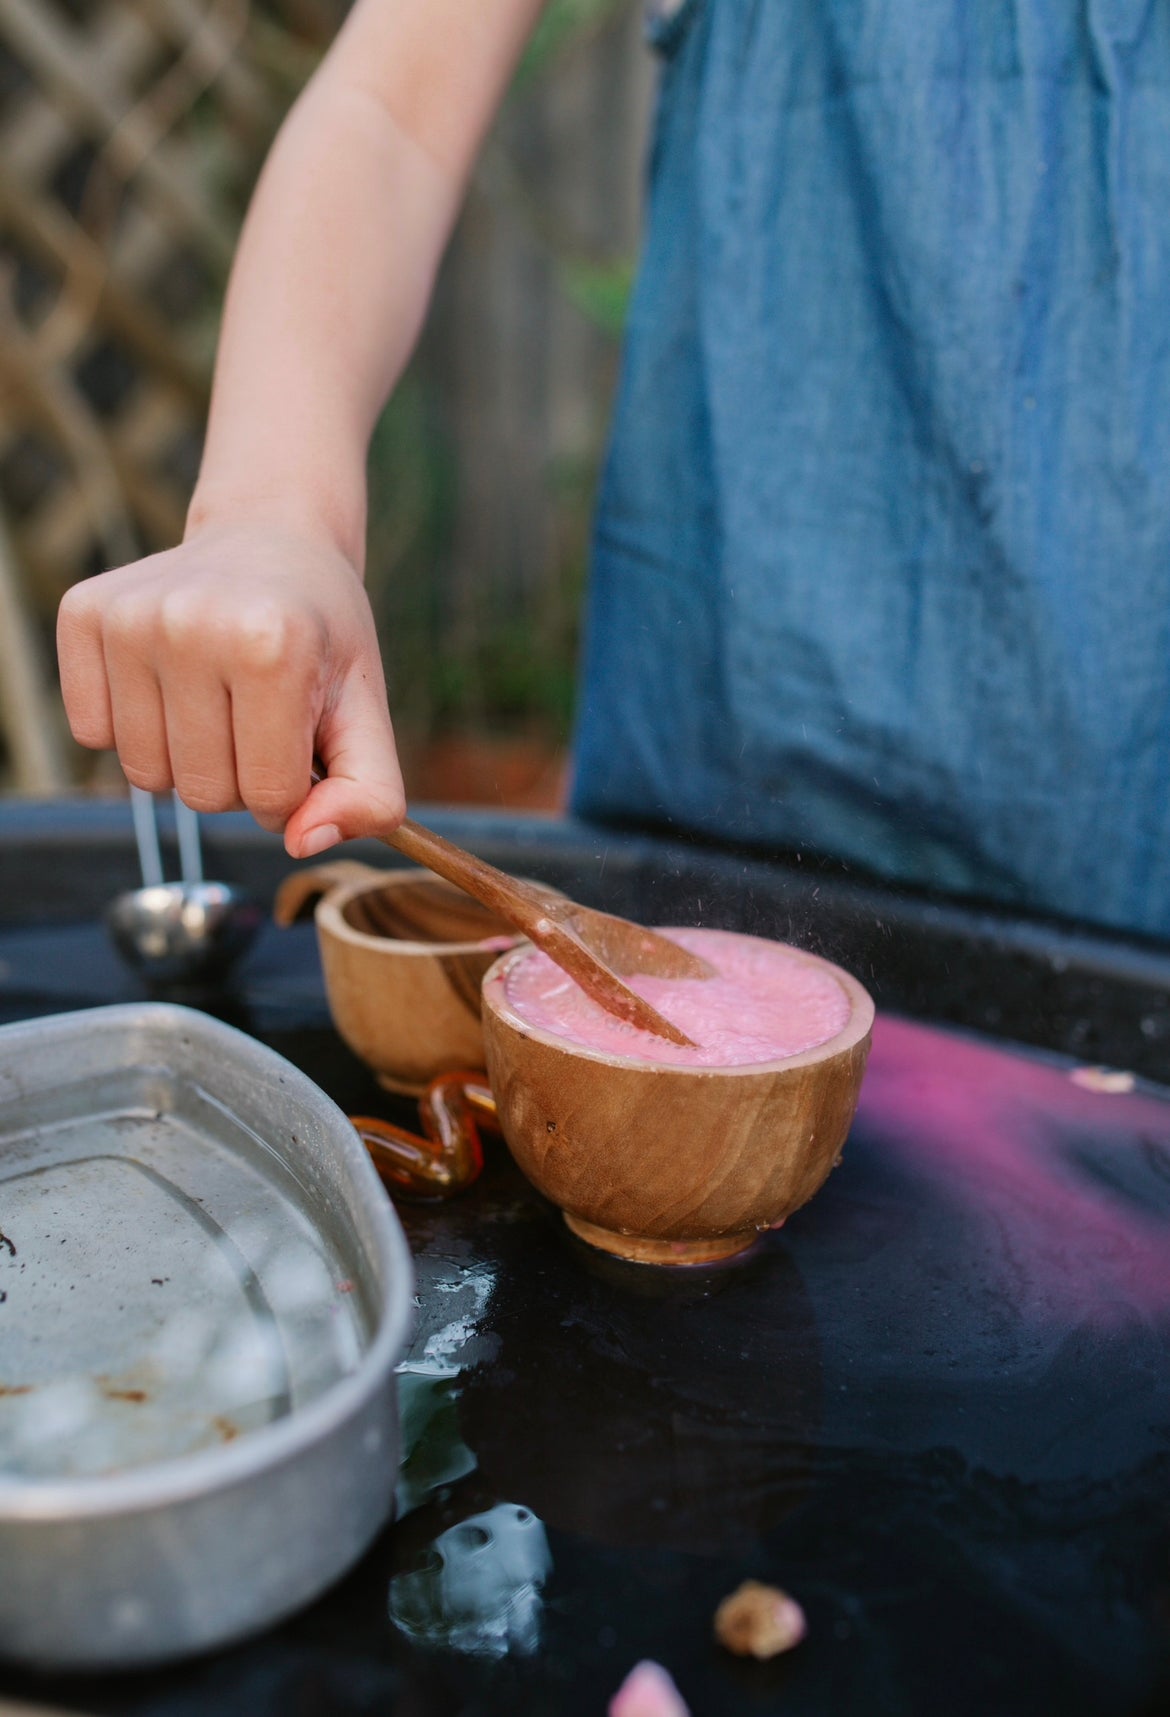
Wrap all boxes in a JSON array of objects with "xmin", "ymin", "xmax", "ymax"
[{"xmin": 283, "ymin": 672, "xmax": 406, "ymax": 859}]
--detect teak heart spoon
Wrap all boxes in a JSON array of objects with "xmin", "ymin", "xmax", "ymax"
[{"xmin": 381, "ymin": 817, "xmax": 712, "ymax": 1048}]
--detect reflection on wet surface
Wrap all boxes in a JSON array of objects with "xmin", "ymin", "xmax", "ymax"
[
  {"xmin": 395, "ymin": 1370, "xmax": 477, "ymax": 1521},
  {"xmin": 386, "ymin": 1250, "xmax": 558, "ymax": 1662},
  {"xmin": 460, "ymin": 1238, "xmax": 821, "ymax": 1557}
]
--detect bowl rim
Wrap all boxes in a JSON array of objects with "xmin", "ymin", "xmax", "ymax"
[
  {"xmin": 481, "ymin": 929, "xmax": 875, "ymax": 1076},
  {"xmin": 316, "ymin": 871, "xmax": 525, "ymax": 959}
]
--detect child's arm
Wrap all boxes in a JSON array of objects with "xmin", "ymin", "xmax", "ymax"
[{"xmin": 57, "ymin": 0, "xmax": 544, "ymax": 858}]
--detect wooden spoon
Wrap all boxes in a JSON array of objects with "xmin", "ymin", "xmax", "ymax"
[{"xmin": 381, "ymin": 817, "xmax": 713, "ymax": 1048}]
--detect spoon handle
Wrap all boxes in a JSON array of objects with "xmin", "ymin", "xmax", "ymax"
[
  {"xmin": 129, "ymin": 785, "xmax": 164, "ymax": 889},
  {"xmin": 381, "ymin": 817, "xmax": 698, "ymax": 1047},
  {"xmin": 381, "ymin": 818, "xmax": 554, "ymax": 940},
  {"xmin": 173, "ymin": 793, "xmax": 204, "ymax": 886}
]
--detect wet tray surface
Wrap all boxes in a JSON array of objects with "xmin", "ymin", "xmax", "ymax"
[{"xmin": 2, "ymin": 811, "xmax": 1170, "ymax": 1715}]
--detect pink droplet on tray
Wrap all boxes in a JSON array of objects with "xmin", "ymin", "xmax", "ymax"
[{"xmin": 608, "ymin": 1660, "xmax": 691, "ymax": 1717}]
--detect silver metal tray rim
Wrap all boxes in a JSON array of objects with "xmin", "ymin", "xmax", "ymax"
[{"xmin": 0, "ymin": 1002, "xmax": 414, "ymax": 1521}]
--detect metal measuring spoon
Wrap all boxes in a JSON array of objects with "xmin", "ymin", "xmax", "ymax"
[{"xmin": 106, "ymin": 788, "xmax": 262, "ymax": 986}]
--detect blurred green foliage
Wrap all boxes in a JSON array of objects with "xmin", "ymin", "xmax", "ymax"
[
  {"xmin": 559, "ymin": 256, "xmax": 636, "ymax": 338},
  {"xmin": 518, "ymin": 0, "xmax": 631, "ymax": 85}
]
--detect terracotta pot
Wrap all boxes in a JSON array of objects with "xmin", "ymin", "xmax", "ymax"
[
  {"xmin": 274, "ymin": 861, "xmax": 522, "ymax": 1095},
  {"xmin": 481, "ymin": 937, "xmax": 874, "ymax": 1265}
]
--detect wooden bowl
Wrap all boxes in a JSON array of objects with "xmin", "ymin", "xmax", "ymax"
[
  {"xmin": 274, "ymin": 861, "xmax": 522, "ymax": 1095},
  {"xmin": 481, "ymin": 936, "xmax": 874, "ymax": 1265}
]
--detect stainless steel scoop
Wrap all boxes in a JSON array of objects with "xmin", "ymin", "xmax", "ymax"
[{"xmin": 106, "ymin": 787, "xmax": 261, "ymax": 985}]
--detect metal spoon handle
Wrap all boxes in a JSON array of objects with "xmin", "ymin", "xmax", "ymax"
[
  {"xmin": 173, "ymin": 793, "xmax": 204, "ymax": 886},
  {"xmin": 129, "ymin": 785, "xmax": 164, "ymax": 889}
]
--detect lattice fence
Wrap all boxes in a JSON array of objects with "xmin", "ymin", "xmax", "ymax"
[
  {"xmin": 0, "ymin": 0, "xmax": 335, "ymax": 789},
  {"xmin": 0, "ymin": 0, "xmax": 651, "ymax": 798}
]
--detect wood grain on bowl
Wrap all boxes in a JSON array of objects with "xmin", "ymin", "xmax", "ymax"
[
  {"xmin": 275, "ymin": 861, "xmax": 520, "ymax": 1095},
  {"xmin": 481, "ymin": 942, "xmax": 874, "ymax": 1265}
]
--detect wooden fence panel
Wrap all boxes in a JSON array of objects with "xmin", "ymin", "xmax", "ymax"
[{"xmin": 0, "ymin": 0, "xmax": 654, "ymax": 792}]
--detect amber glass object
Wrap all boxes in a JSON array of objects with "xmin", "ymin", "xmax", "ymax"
[{"xmin": 350, "ymin": 1072, "xmax": 498, "ymax": 1199}]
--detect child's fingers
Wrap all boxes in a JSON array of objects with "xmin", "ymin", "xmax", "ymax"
[
  {"xmin": 103, "ymin": 631, "xmax": 172, "ymax": 793},
  {"xmin": 57, "ymin": 585, "xmax": 115, "ymax": 750},
  {"xmin": 230, "ymin": 667, "xmax": 317, "ymax": 834},
  {"xmin": 159, "ymin": 674, "xmax": 242, "ymax": 816},
  {"xmin": 58, "ymin": 538, "xmax": 394, "ymax": 847}
]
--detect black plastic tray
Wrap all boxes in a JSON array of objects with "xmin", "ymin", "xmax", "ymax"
[{"xmin": 1, "ymin": 799, "xmax": 1169, "ymax": 1717}]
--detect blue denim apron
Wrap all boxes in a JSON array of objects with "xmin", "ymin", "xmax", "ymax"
[{"xmin": 571, "ymin": 0, "xmax": 1170, "ymax": 939}]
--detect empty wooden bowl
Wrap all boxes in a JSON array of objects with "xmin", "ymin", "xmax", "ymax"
[
  {"xmin": 480, "ymin": 936, "xmax": 874, "ymax": 1265},
  {"xmin": 274, "ymin": 861, "xmax": 522, "ymax": 1095}
]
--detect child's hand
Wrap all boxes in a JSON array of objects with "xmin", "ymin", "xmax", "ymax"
[{"xmin": 57, "ymin": 518, "xmax": 405, "ymax": 858}]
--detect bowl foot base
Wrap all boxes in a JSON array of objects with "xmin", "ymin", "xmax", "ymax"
[{"xmin": 563, "ymin": 1213, "xmax": 757, "ymax": 1267}]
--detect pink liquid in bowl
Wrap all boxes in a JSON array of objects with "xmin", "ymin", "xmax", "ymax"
[{"xmin": 502, "ymin": 927, "xmax": 852, "ymax": 1068}]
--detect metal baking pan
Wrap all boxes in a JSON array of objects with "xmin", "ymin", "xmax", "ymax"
[{"xmin": 0, "ymin": 1002, "xmax": 413, "ymax": 1669}]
